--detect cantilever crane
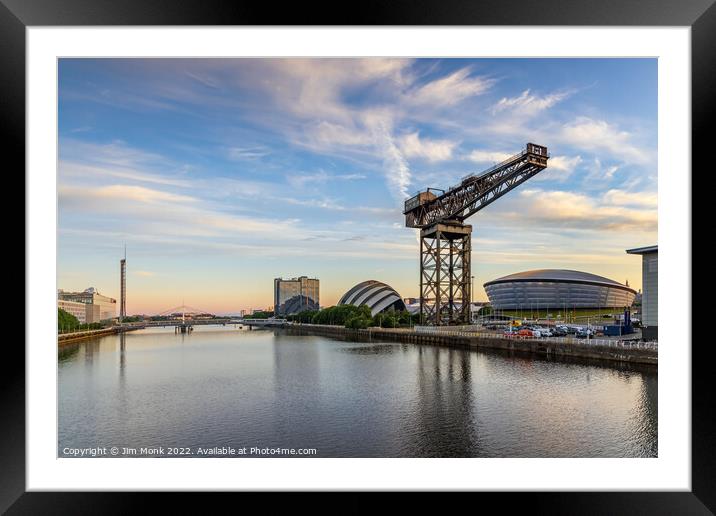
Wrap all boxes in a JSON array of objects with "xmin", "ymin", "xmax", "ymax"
[{"xmin": 404, "ymin": 143, "xmax": 549, "ymax": 325}]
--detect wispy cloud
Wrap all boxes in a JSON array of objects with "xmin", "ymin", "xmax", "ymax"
[
  {"xmin": 58, "ymin": 58, "xmax": 657, "ymax": 311},
  {"xmin": 61, "ymin": 184, "xmax": 197, "ymax": 204},
  {"xmin": 406, "ymin": 67, "xmax": 494, "ymax": 107},
  {"xmin": 531, "ymin": 155, "xmax": 583, "ymax": 182},
  {"xmin": 286, "ymin": 171, "xmax": 366, "ymax": 189},
  {"xmin": 133, "ymin": 270, "xmax": 156, "ymax": 277},
  {"xmin": 466, "ymin": 149, "xmax": 513, "ymax": 164},
  {"xmin": 506, "ymin": 188, "xmax": 657, "ymax": 231},
  {"xmin": 602, "ymin": 189, "xmax": 657, "ymax": 208},
  {"xmin": 560, "ymin": 117, "xmax": 650, "ymax": 164},
  {"xmin": 398, "ymin": 132, "xmax": 458, "ymax": 162},
  {"xmin": 226, "ymin": 146, "xmax": 270, "ymax": 161},
  {"xmin": 492, "ymin": 89, "xmax": 572, "ymax": 116},
  {"xmin": 373, "ymin": 122, "xmax": 412, "ymax": 202}
]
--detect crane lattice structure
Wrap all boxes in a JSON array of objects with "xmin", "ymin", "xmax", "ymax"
[{"xmin": 404, "ymin": 143, "xmax": 549, "ymax": 326}]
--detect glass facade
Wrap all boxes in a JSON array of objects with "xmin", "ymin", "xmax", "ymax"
[{"xmin": 274, "ymin": 276, "xmax": 320, "ymax": 315}]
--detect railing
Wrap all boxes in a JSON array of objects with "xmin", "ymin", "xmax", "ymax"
[
  {"xmin": 415, "ymin": 325, "xmax": 482, "ymax": 333},
  {"xmin": 413, "ymin": 326, "xmax": 657, "ymax": 351}
]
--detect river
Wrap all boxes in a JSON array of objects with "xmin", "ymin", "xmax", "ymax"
[{"xmin": 58, "ymin": 325, "xmax": 657, "ymax": 458}]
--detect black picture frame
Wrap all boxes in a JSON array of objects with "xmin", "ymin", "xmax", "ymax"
[{"xmin": 4, "ymin": 0, "xmax": 707, "ymax": 512}]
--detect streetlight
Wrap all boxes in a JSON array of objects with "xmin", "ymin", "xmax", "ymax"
[{"xmin": 470, "ymin": 275, "xmax": 475, "ymax": 324}]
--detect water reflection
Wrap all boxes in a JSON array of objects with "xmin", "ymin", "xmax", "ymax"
[
  {"xmin": 405, "ymin": 346, "xmax": 478, "ymax": 457},
  {"xmin": 58, "ymin": 327, "xmax": 657, "ymax": 458}
]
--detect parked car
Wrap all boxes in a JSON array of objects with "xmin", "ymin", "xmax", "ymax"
[{"xmin": 535, "ymin": 327, "xmax": 553, "ymax": 337}]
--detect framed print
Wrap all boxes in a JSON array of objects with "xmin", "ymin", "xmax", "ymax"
[{"xmin": 5, "ymin": 0, "xmax": 709, "ymax": 512}]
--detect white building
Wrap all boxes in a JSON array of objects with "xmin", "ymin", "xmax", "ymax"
[
  {"xmin": 626, "ymin": 245, "xmax": 658, "ymax": 340},
  {"xmin": 58, "ymin": 299, "xmax": 87, "ymax": 324},
  {"xmin": 58, "ymin": 287, "xmax": 117, "ymax": 323}
]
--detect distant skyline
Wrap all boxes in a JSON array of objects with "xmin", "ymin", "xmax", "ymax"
[{"xmin": 58, "ymin": 58, "xmax": 657, "ymax": 315}]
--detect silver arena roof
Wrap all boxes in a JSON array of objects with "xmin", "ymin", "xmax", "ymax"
[
  {"xmin": 483, "ymin": 269, "xmax": 637, "ymax": 310},
  {"xmin": 338, "ymin": 280, "xmax": 407, "ymax": 316}
]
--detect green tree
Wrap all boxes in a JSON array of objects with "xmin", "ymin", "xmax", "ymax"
[
  {"xmin": 58, "ymin": 308, "xmax": 79, "ymax": 333},
  {"xmin": 345, "ymin": 315, "xmax": 371, "ymax": 329}
]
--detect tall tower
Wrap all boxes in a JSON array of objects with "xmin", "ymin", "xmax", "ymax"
[{"xmin": 120, "ymin": 245, "xmax": 126, "ymax": 321}]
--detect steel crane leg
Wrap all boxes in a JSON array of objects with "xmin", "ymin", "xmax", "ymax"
[{"xmin": 419, "ymin": 221, "xmax": 472, "ymax": 326}]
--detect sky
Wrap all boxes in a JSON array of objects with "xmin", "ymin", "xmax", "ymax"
[{"xmin": 57, "ymin": 58, "xmax": 657, "ymax": 315}]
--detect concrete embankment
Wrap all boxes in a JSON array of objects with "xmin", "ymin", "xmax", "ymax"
[
  {"xmin": 58, "ymin": 327, "xmax": 135, "ymax": 345},
  {"xmin": 281, "ymin": 324, "xmax": 657, "ymax": 366}
]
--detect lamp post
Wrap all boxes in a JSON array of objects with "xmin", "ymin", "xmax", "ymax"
[{"xmin": 470, "ymin": 275, "xmax": 475, "ymax": 323}]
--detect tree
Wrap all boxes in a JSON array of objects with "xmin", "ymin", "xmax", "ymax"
[
  {"xmin": 58, "ymin": 308, "xmax": 79, "ymax": 332},
  {"xmin": 345, "ymin": 315, "xmax": 371, "ymax": 329}
]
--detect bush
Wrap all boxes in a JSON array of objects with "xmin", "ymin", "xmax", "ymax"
[
  {"xmin": 345, "ymin": 315, "xmax": 371, "ymax": 329},
  {"xmin": 311, "ymin": 305, "xmax": 371, "ymax": 326}
]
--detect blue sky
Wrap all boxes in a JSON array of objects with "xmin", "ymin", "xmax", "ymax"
[{"xmin": 58, "ymin": 58, "xmax": 657, "ymax": 315}]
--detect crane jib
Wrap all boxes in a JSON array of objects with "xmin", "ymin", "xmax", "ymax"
[{"xmin": 403, "ymin": 143, "xmax": 549, "ymax": 228}]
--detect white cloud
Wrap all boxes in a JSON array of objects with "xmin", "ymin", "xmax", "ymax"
[
  {"xmin": 466, "ymin": 149, "xmax": 513, "ymax": 164},
  {"xmin": 406, "ymin": 67, "xmax": 494, "ymax": 107},
  {"xmin": 309, "ymin": 120, "xmax": 374, "ymax": 148},
  {"xmin": 59, "ymin": 161, "xmax": 192, "ymax": 188},
  {"xmin": 287, "ymin": 171, "xmax": 366, "ymax": 189},
  {"xmin": 59, "ymin": 184, "xmax": 301, "ymax": 238},
  {"xmin": 372, "ymin": 122, "xmax": 412, "ymax": 202},
  {"xmin": 226, "ymin": 146, "xmax": 269, "ymax": 160},
  {"xmin": 531, "ymin": 154, "xmax": 583, "ymax": 182},
  {"xmin": 548, "ymin": 155, "xmax": 582, "ymax": 172},
  {"xmin": 398, "ymin": 132, "xmax": 458, "ymax": 162},
  {"xmin": 61, "ymin": 184, "xmax": 197, "ymax": 204},
  {"xmin": 602, "ymin": 189, "xmax": 657, "ymax": 208},
  {"xmin": 492, "ymin": 89, "xmax": 572, "ymax": 116},
  {"xmin": 585, "ymin": 157, "xmax": 620, "ymax": 182},
  {"xmin": 508, "ymin": 189, "xmax": 657, "ymax": 231},
  {"xmin": 561, "ymin": 117, "xmax": 650, "ymax": 164},
  {"xmin": 133, "ymin": 270, "xmax": 156, "ymax": 277}
]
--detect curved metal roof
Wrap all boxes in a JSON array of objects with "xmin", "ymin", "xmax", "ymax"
[
  {"xmin": 338, "ymin": 280, "xmax": 406, "ymax": 316},
  {"xmin": 484, "ymin": 269, "xmax": 636, "ymax": 293}
]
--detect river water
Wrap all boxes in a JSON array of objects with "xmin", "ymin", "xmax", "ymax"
[{"xmin": 58, "ymin": 325, "xmax": 657, "ymax": 458}]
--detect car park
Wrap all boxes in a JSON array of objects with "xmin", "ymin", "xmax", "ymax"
[
  {"xmin": 576, "ymin": 328, "xmax": 595, "ymax": 338},
  {"xmin": 536, "ymin": 327, "xmax": 553, "ymax": 337}
]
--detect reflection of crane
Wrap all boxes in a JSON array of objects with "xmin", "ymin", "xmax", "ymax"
[{"xmin": 404, "ymin": 143, "xmax": 549, "ymax": 325}]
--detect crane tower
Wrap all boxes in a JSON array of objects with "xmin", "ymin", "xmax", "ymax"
[{"xmin": 404, "ymin": 143, "xmax": 549, "ymax": 325}]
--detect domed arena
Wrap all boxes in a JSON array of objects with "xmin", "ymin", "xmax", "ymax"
[
  {"xmin": 483, "ymin": 269, "xmax": 636, "ymax": 310},
  {"xmin": 338, "ymin": 280, "xmax": 407, "ymax": 316}
]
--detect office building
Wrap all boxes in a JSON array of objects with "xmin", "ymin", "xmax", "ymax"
[
  {"xmin": 57, "ymin": 299, "xmax": 88, "ymax": 324},
  {"xmin": 58, "ymin": 287, "xmax": 117, "ymax": 322},
  {"xmin": 626, "ymin": 245, "xmax": 658, "ymax": 340},
  {"xmin": 274, "ymin": 276, "xmax": 320, "ymax": 315}
]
